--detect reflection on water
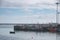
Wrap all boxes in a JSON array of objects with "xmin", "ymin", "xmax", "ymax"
[
  {"xmin": 0, "ymin": 25, "xmax": 60, "ymax": 40},
  {"xmin": 0, "ymin": 28, "xmax": 57, "ymax": 40}
]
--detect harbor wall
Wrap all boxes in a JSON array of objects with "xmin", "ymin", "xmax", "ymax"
[{"xmin": 14, "ymin": 23, "xmax": 58, "ymax": 32}]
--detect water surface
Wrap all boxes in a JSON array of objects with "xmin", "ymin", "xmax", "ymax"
[{"xmin": 0, "ymin": 25, "xmax": 59, "ymax": 40}]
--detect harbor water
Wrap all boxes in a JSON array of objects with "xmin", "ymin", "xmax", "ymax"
[{"xmin": 0, "ymin": 25, "xmax": 60, "ymax": 40}]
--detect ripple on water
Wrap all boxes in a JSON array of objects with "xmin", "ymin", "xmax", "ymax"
[{"xmin": 0, "ymin": 35, "xmax": 24, "ymax": 40}]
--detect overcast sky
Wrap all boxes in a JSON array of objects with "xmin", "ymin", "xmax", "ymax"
[{"xmin": 0, "ymin": 0, "xmax": 60, "ymax": 24}]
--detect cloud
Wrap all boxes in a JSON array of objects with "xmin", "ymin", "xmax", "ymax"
[
  {"xmin": 0, "ymin": 0, "xmax": 60, "ymax": 23},
  {"xmin": 0, "ymin": 8, "xmax": 56, "ymax": 16},
  {"xmin": 0, "ymin": 13, "xmax": 57, "ymax": 23},
  {"xmin": 4, "ymin": 0, "xmax": 60, "ymax": 13},
  {"xmin": 0, "ymin": 0, "xmax": 57, "ymax": 9},
  {"xmin": 1, "ymin": 0, "xmax": 60, "ymax": 11}
]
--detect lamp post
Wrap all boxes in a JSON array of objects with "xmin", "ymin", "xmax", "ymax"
[
  {"xmin": 56, "ymin": 3, "xmax": 59, "ymax": 24},
  {"xmin": 56, "ymin": 2, "xmax": 60, "ymax": 28},
  {"xmin": 56, "ymin": 2, "xmax": 60, "ymax": 24}
]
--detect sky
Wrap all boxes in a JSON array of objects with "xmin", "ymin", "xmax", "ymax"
[{"xmin": 0, "ymin": 0, "xmax": 60, "ymax": 24}]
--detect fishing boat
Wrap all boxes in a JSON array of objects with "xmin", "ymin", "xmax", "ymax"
[{"xmin": 10, "ymin": 31, "xmax": 15, "ymax": 34}]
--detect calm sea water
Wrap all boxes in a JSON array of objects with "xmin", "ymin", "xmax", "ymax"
[{"xmin": 0, "ymin": 25, "xmax": 60, "ymax": 40}]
